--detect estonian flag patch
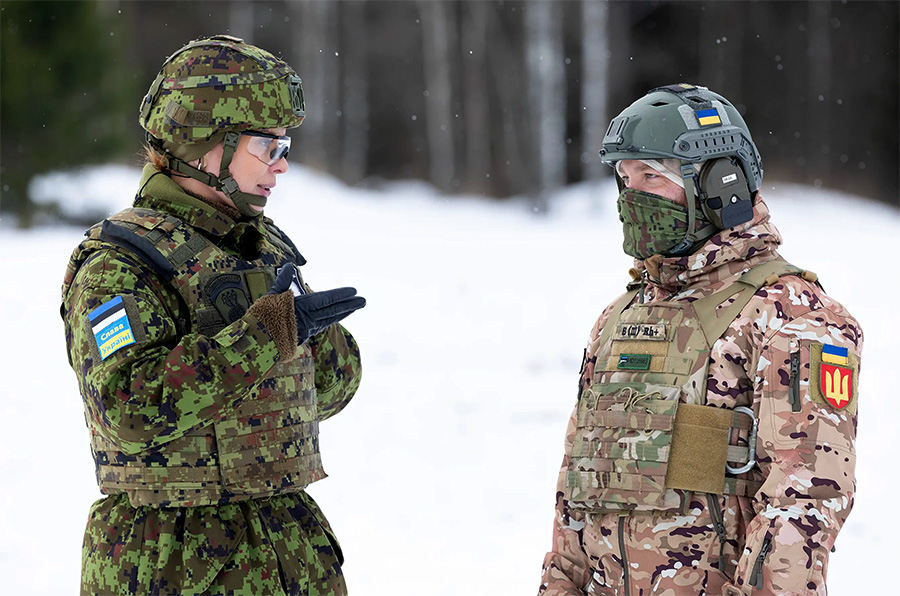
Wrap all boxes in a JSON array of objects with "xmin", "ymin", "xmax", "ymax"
[{"xmin": 88, "ymin": 296, "xmax": 136, "ymax": 360}]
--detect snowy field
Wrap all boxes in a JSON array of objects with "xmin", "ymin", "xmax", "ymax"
[{"xmin": 1, "ymin": 164, "xmax": 898, "ymax": 595}]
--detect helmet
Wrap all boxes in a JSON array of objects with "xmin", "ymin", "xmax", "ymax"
[
  {"xmin": 600, "ymin": 84, "xmax": 763, "ymax": 245},
  {"xmin": 139, "ymin": 35, "xmax": 305, "ymax": 216}
]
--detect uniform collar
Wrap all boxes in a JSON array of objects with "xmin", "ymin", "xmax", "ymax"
[
  {"xmin": 636, "ymin": 194, "xmax": 783, "ymax": 290},
  {"xmin": 134, "ymin": 164, "xmax": 267, "ymax": 238}
]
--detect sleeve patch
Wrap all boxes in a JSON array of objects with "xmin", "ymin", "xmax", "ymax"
[
  {"xmin": 810, "ymin": 343, "xmax": 858, "ymax": 414},
  {"xmin": 88, "ymin": 295, "xmax": 139, "ymax": 360}
]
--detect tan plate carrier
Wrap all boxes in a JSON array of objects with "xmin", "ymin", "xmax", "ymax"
[{"xmin": 565, "ymin": 258, "xmax": 805, "ymax": 515}]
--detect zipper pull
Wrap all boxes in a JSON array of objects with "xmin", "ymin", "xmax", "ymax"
[
  {"xmin": 706, "ymin": 494, "xmax": 731, "ymax": 580},
  {"xmin": 788, "ymin": 350, "xmax": 801, "ymax": 412},
  {"xmin": 639, "ymin": 270, "xmax": 648, "ymax": 304},
  {"xmin": 749, "ymin": 536, "xmax": 772, "ymax": 589}
]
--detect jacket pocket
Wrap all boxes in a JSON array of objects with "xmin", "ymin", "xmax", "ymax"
[
  {"xmin": 759, "ymin": 336, "xmax": 857, "ymax": 453},
  {"xmin": 759, "ymin": 338, "xmax": 815, "ymax": 450}
]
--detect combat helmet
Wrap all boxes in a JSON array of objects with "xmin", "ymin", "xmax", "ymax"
[
  {"xmin": 139, "ymin": 35, "xmax": 305, "ymax": 216},
  {"xmin": 600, "ymin": 84, "xmax": 763, "ymax": 252}
]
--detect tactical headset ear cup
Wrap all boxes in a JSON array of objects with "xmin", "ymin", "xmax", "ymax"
[{"xmin": 697, "ymin": 158, "xmax": 754, "ymax": 230}]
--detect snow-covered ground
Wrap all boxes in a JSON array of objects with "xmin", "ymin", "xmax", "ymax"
[{"xmin": 1, "ymin": 164, "xmax": 897, "ymax": 595}]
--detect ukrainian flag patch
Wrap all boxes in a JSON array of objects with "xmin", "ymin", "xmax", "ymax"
[
  {"xmin": 89, "ymin": 296, "xmax": 136, "ymax": 360},
  {"xmin": 696, "ymin": 108, "xmax": 721, "ymax": 126},
  {"xmin": 821, "ymin": 344, "xmax": 849, "ymax": 365}
]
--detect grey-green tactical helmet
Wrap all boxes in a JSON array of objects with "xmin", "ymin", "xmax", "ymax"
[
  {"xmin": 600, "ymin": 84, "xmax": 763, "ymax": 248},
  {"xmin": 139, "ymin": 35, "xmax": 306, "ymax": 216}
]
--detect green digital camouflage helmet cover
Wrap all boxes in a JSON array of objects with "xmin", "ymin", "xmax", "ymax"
[
  {"xmin": 139, "ymin": 35, "xmax": 305, "ymax": 162},
  {"xmin": 138, "ymin": 35, "xmax": 305, "ymax": 217}
]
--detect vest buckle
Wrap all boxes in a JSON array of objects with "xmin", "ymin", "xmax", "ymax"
[{"xmin": 725, "ymin": 406, "xmax": 758, "ymax": 474}]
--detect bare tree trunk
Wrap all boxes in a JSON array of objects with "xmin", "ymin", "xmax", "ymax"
[
  {"xmin": 807, "ymin": 0, "xmax": 832, "ymax": 183},
  {"xmin": 227, "ymin": 0, "xmax": 255, "ymax": 44},
  {"xmin": 526, "ymin": 0, "xmax": 566, "ymax": 207},
  {"xmin": 419, "ymin": 1, "xmax": 456, "ymax": 192},
  {"xmin": 700, "ymin": 2, "xmax": 726, "ymax": 92},
  {"xmin": 581, "ymin": 0, "xmax": 609, "ymax": 181},
  {"xmin": 486, "ymin": 13, "xmax": 527, "ymax": 197},
  {"xmin": 461, "ymin": 1, "xmax": 490, "ymax": 191},
  {"xmin": 341, "ymin": 0, "xmax": 369, "ymax": 184},
  {"xmin": 291, "ymin": 1, "xmax": 339, "ymax": 171}
]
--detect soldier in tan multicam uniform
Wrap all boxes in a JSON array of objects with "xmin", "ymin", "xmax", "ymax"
[
  {"xmin": 61, "ymin": 36, "xmax": 366, "ymax": 595},
  {"xmin": 539, "ymin": 84, "xmax": 862, "ymax": 596}
]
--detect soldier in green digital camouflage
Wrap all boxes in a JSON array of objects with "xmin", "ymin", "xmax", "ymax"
[
  {"xmin": 61, "ymin": 35, "xmax": 365, "ymax": 595},
  {"xmin": 539, "ymin": 84, "xmax": 862, "ymax": 595}
]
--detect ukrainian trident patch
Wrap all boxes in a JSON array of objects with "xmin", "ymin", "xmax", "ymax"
[
  {"xmin": 810, "ymin": 343, "xmax": 858, "ymax": 413},
  {"xmin": 821, "ymin": 362, "xmax": 853, "ymax": 409}
]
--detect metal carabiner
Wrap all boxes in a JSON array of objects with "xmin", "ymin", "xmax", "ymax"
[{"xmin": 725, "ymin": 406, "xmax": 758, "ymax": 475}]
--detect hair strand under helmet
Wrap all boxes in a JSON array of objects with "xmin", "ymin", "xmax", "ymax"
[
  {"xmin": 600, "ymin": 83, "xmax": 763, "ymax": 255},
  {"xmin": 139, "ymin": 35, "xmax": 305, "ymax": 217}
]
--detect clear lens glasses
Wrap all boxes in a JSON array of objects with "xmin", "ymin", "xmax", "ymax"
[{"xmin": 242, "ymin": 131, "xmax": 291, "ymax": 166}]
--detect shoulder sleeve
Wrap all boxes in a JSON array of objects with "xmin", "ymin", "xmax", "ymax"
[
  {"xmin": 307, "ymin": 323, "xmax": 361, "ymax": 420},
  {"xmin": 64, "ymin": 246, "xmax": 287, "ymax": 454},
  {"xmin": 539, "ymin": 297, "xmax": 629, "ymax": 594},
  {"xmin": 539, "ymin": 408, "xmax": 591, "ymax": 595},
  {"xmin": 729, "ymin": 298, "xmax": 862, "ymax": 595}
]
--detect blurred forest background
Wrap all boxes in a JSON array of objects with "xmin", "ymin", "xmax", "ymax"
[{"xmin": 2, "ymin": 0, "xmax": 898, "ymax": 226}]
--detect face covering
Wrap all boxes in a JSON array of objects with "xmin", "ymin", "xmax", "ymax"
[{"xmin": 616, "ymin": 187, "xmax": 710, "ymax": 259}]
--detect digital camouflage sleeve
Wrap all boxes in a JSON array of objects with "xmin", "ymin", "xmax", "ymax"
[{"xmin": 63, "ymin": 244, "xmax": 361, "ymax": 456}]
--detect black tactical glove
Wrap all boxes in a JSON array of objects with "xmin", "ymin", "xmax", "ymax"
[{"xmin": 268, "ymin": 265, "xmax": 366, "ymax": 345}]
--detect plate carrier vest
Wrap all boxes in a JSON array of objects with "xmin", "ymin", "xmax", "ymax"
[
  {"xmin": 64, "ymin": 207, "xmax": 324, "ymax": 508},
  {"xmin": 565, "ymin": 258, "xmax": 813, "ymax": 516}
]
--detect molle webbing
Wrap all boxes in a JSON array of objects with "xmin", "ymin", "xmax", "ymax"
[
  {"xmin": 101, "ymin": 209, "xmax": 212, "ymax": 281},
  {"xmin": 567, "ymin": 388, "xmax": 760, "ymax": 513}
]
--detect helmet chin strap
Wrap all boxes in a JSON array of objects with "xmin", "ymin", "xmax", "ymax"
[
  {"xmin": 159, "ymin": 132, "xmax": 267, "ymax": 218},
  {"xmin": 666, "ymin": 163, "xmax": 718, "ymax": 256}
]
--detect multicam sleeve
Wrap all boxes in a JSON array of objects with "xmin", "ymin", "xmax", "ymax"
[
  {"xmin": 727, "ymin": 309, "xmax": 862, "ymax": 596},
  {"xmin": 539, "ymin": 409, "xmax": 592, "ymax": 595},
  {"xmin": 307, "ymin": 323, "xmax": 361, "ymax": 420},
  {"xmin": 65, "ymin": 248, "xmax": 285, "ymax": 454},
  {"xmin": 540, "ymin": 302, "xmax": 622, "ymax": 595}
]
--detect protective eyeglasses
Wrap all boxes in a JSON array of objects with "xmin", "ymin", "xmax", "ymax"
[{"xmin": 242, "ymin": 130, "xmax": 291, "ymax": 166}]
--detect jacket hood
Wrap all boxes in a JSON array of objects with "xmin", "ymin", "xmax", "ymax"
[{"xmin": 636, "ymin": 194, "xmax": 783, "ymax": 290}]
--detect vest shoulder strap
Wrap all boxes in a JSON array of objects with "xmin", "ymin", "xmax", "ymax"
[
  {"xmin": 693, "ymin": 257, "xmax": 810, "ymax": 344},
  {"xmin": 591, "ymin": 288, "xmax": 641, "ymax": 357},
  {"xmin": 100, "ymin": 207, "xmax": 211, "ymax": 282},
  {"xmin": 265, "ymin": 219, "xmax": 306, "ymax": 265}
]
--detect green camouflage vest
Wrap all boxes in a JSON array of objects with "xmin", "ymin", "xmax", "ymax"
[
  {"xmin": 65, "ymin": 207, "xmax": 324, "ymax": 507},
  {"xmin": 566, "ymin": 259, "xmax": 807, "ymax": 515}
]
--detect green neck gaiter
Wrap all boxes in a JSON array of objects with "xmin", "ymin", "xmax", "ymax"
[{"xmin": 616, "ymin": 187, "xmax": 709, "ymax": 259}]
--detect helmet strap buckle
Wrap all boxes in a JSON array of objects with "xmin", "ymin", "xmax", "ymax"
[
  {"xmin": 219, "ymin": 176, "xmax": 240, "ymax": 196},
  {"xmin": 681, "ymin": 163, "xmax": 699, "ymax": 243},
  {"xmin": 218, "ymin": 132, "xmax": 241, "ymax": 194}
]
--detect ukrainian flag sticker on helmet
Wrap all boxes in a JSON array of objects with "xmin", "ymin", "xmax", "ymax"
[
  {"xmin": 89, "ymin": 296, "xmax": 136, "ymax": 360},
  {"xmin": 696, "ymin": 108, "xmax": 721, "ymax": 126}
]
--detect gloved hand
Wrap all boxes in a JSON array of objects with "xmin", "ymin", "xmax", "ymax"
[{"xmin": 268, "ymin": 265, "xmax": 366, "ymax": 345}]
